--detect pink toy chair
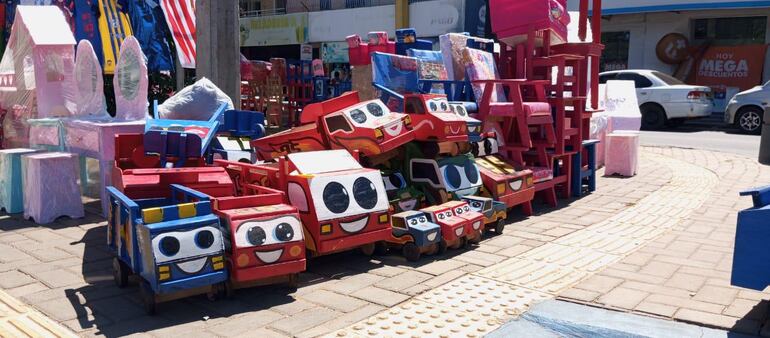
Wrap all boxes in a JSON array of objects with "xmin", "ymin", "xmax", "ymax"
[
  {"xmin": 604, "ymin": 131, "xmax": 639, "ymax": 177},
  {"xmin": 23, "ymin": 152, "xmax": 84, "ymax": 224}
]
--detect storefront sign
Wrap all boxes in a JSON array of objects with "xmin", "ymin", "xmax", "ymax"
[
  {"xmin": 300, "ymin": 44, "xmax": 313, "ymax": 61},
  {"xmin": 308, "ymin": 0, "xmax": 465, "ymax": 42},
  {"xmin": 567, "ymin": 0, "xmax": 770, "ymax": 15},
  {"xmin": 694, "ymin": 45, "xmax": 769, "ymax": 91},
  {"xmin": 308, "ymin": 6, "xmax": 395, "ymax": 42},
  {"xmin": 240, "ymin": 13, "xmax": 308, "ymax": 47},
  {"xmin": 463, "ymin": 0, "xmax": 490, "ymax": 38},
  {"xmin": 410, "ymin": 0, "xmax": 464, "ymax": 38},
  {"xmin": 321, "ymin": 42, "xmax": 349, "ymax": 63},
  {"xmin": 656, "ymin": 33, "xmax": 689, "ymax": 65}
]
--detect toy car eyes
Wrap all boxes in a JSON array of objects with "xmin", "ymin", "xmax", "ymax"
[
  {"xmin": 472, "ymin": 201, "xmax": 483, "ymax": 209},
  {"xmin": 385, "ymin": 173, "xmax": 406, "ymax": 190},
  {"xmin": 444, "ymin": 165, "xmax": 462, "ymax": 190},
  {"xmin": 463, "ymin": 205, "xmax": 471, "ymax": 212},
  {"xmin": 367, "ymin": 103, "xmax": 384, "ymax": 117},
  {"xmin": 160, "ymin": 237, "xmax": 180, "ymax": 256},
  {"xmin": 440, "ymin": 102, "xmax": 448, "ymax": 111},
  {"xmin": 429, "ymin": 102, "xmax": 438, "ymax": 111},
  {"xmin": 353, "ymin": 177, "xmax": 378, "ymax": 209},
  {"xmin": 275, "ymin": 223, "xmax": 294, "ymax": 242},
  {"xmin": 464, "ymin": 159, "xmax": 479, "ymax": 183},
  {"xmin": 247, "ymin": 226, "xmax": 266, "ymax": 246},
  {"xmin": 350, "ymin": 109, "xmax": 367, "ymax": 123},
  {"xmin": 456, "ymin": 106, "xmax": 467, "ymax": 116},
  {"xmin": 323, "ymin": 182, "xmax": 350, "ymax": 214},
  {"xmin": 410, "ymin": 219, "xmax": 418, "ymax": 226},
  {"xmin": 454, "ymin": 207, "xmax": 464, "ymax": 215},
  {"xmin": 195, "ymin": 230, "xmax": 215, "ymax": 249},
  {"xmin": 437, "ymin": 213, "xmax": 445, "ymax": 220},
  {"xmin": 419, "ymin": 216, "xmax": 427, "ymax": 223}
]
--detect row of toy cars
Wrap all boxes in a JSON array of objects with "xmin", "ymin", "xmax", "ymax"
[{"xmin": 106, "ymin": 90, "xmax": 512, "ymax": 314}]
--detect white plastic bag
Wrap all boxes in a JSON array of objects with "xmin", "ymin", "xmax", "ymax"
[{"xmin": 157, "ymin": 77, "xmax": 234, "ymax": 121}]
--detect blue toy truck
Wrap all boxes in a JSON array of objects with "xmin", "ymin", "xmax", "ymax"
[
  {"xmin": 732, "ymin": 185, "xmax": 770, "ymax": 291},
  {"xmin": 386, "ymin": 210, "xmax": 442, "ymax": 261},
  {"xmin": 107, "ymin": 184, "xmax": 228, "ymax": 314}
]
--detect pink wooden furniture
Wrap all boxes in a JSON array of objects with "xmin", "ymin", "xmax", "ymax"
[
  {"xmin": 490, "ymin": 0, "xmax": 570, "ymax": 47},
  {"xmin": 604, "ymin": 132, "xmax": 640, "ymax": 177},
  {"xmin": 23, "ymin": 152, "xmax": 84, "ymax": 224},
  {"xmin": 63, "ymin": 38, "xmax": 148, "ymax": 215},
  {"xmin": 0, "ymin": 148, "xmax": 38, "ymax": 213}
]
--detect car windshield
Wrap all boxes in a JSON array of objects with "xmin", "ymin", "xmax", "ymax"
[{"xmin": 652, "ymin": 71, "xmax": 685, "ymax": 86}]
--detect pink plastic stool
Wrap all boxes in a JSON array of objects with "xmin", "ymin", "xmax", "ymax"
[
  {"xmin": 23, "ymin": 152, "xmax": 84, "ymax": 224},
  {"xmin": 604, "ymin": 132, "xmax": 639, "ymax": 177}
]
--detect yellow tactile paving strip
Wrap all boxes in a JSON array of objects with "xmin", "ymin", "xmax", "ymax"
[
  {"xmin": 0, "ymin": 290, "xmax": 77, "ymax": 338},
  {"xmin": 330, "ymin": 155, "xmax": 719, "ymax": 338}
]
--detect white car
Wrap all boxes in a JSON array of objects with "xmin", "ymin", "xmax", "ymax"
[
  {"xmin": 599, "ymin": 70, "xmax": 713, "ymax": 129},
  {"xmin": 725, "ymin": 81, "xmax": 770, "ymax": 134}
]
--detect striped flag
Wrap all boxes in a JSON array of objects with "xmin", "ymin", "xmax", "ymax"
[{"xmin": 160, "ymin": 0, "xmax": 196, "ymax": 68}]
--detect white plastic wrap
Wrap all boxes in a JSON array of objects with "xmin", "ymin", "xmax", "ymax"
[
  {"xmin": 590, "ymin": 113, "xmax": 608, "ymax": 167},
  {"xmin": 22, "ymin": 152, "xmax": 84, "ymax": 224},
  {"xmin": 604, "ymin": 132, "xmax": 640, "ymax": 177},
  {"xmin": 604, "ymin": 80, "xmax": 642, "ymax": 132},
  {"xmin": 0, "ymin": 6, "xmax": 77, "ymax": 148},
  {"xmin": 72, "ymin": 40, "xmax": 108, "ymax": 118},
  {"xmin": 114, "ymin": 36, "xmax": 149, "ymax": 121},
  {"xmin": 0, "ymin": 148, "xmax": 37, "ymax": 213},
  {"xmin": 157, "ymin": 77, "xmax": 234, "ymax": 122}
]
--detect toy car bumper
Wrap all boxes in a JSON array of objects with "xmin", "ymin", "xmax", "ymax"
[
  {"xmin": 379, "ymin": 131, "xmax": 416, "ymax": 154},
  {"xmin": 319, "ymin": 228, "xmax": 392, "ymax": 254},
  {"xmin": 496, "ymin": 186, "xmax": 536, "ymax": 208},
  {"xmin": 155, "ymin": 271, "xmax": 228, "ymax": 294},
  {"xmin": 231, "ymin": 259, "xmax": 306, "ymax": 283}
]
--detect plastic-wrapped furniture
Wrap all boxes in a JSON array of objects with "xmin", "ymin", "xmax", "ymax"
[
  {"xmin": 23, "ymin": 152, "xmax": 84, "ymax": 224},
  {"xmin": 604, "ymin": 132, "xmax": 639, "ymax": 177},
  {"xmin": 604, "ymin": 81, "xmax": 642, "ymax": 133},
  {"xmin": 732, "ymin": 185, "xmax": 770, "ymax": 290},
  {"xmin": 0, "ymin": 148, "xmax": 38, "ymax": 213},
  {"xmin": 0, "ymin": 6, "xmax": 77, "ymax": 149},
  {"xmin": 63, "ymin": 38, "xmax": 148, "ymax": 216},
  {"xmin": 571, "ymin": 139, "xmax": 598, "ymax": 197}
]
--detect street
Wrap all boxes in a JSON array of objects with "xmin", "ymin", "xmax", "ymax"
[{"xmin": 640, "ymin": 128, "xmax": 761, "ymax": 157}]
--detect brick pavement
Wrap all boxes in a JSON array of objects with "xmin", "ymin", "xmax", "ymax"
[
  {"xmin": 560, "ymin": 147, "xmax": 770, "ymax": 336},
  {"xmin": 0, "ymin": 146, "xmax": 761, "ymax": 337}
]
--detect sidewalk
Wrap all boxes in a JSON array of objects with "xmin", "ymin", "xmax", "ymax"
[{"xmin": 0, "ymin": 146, "xmax": 766, "ymax": 337}]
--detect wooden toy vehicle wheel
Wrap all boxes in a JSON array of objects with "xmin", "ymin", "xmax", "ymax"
[
  {"xmin": 287, "ymin": 273, "xmax": 300, "ymax": 291},
  {"xmin": 437, "ymin": 240, "xmax": 448, "ymax": 255},
  {"xmin": 112, "ymin": 257, "xmax": 129, "ymax": 288},
  {"xmin": 140, "ymin": 280, "xmax": 156, "ymax": 315},
  {"xmin": 223, "ymin": 281, "xmax": 235, "ymax": 299},
  {"xmin": 402, "ymin": 242, "xmax": 421, "ymax": 262},
  {"xmin": 374, "ymin": 241, "xmax": 389, "ymax": 255},
  {"xmin": 359, "ymin": 243, "xmax": 376, "ymax": 256},
  {"xmin": 494, "ymin": 218, "xmax": 506, "ymax": 234}
]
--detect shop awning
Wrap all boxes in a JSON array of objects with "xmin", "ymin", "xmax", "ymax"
[{"xmin": 568, "ymin": 0, "xmax": 770, "ymax": 15}]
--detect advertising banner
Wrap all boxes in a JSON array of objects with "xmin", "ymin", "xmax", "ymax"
[
  {"xmin": 694, "ymin": 45, "xmax": 769, "ymax": 91},
  {"xmin": 309, "ymin": 6, "xmax": 395, "ymax": 42},
  {"xmin": 410, "ymin": 0, "xmax": 464, "ymax": 37},
  {"xmin": 321, "ymin": 42, "xmax": 349, "ymax": 63},
  {"xmin": 240, "ymin": 13, "xmax": 308, "ymax": 47},
  {"xmin": 300, "ymin": 44, "xmax": 313, "ymax": 61},
  {"xmin": 463, "ymin": 0, "xmax": 490, "ymax": 38}
]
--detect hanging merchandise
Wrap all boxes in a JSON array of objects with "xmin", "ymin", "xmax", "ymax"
[
  {"xmin": 72, "ymin": 0, "xmax": 105, "ymax": 67},
  {"xmin": 50, "ymin": 0, "xmax": 74, "ymax": 31},
  {"xmin": 97, "ymin": 0, "xmax": 133, "ymax": 74},
  {"xmin": 127, "ymin": 0, "xmax": 173, "ymax": 72},
  {"xmin": 3, "ymin": 1, "xmax": 17, "ymax": 49},
  {"xmin": 160, "ymin": 0, "xmax": 196, "ymax": 68}
]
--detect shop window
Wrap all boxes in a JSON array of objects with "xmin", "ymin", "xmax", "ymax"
[
  {"xmin": 693, "ymin": 17, "xmax": 766, "ymax": 46},
  {"xmin": 600, "ymin": 31, "xmax": 630, "ymax": 72}
]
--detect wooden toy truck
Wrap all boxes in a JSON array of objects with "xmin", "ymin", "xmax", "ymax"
[{"xmin": 107, "ymin": 184, "xmax": 228, "ymax": 314}]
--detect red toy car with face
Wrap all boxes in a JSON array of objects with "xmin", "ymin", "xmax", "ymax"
[
  {"xmin": 403, "ymin": 94, "xmax": 468, "ymax": 143},
  {"xmin": 420, "ymin": 202, "xmax": 471, "ymax": 251},
  {"xmin": 252, "ymin": 91, "xmax": 414, "ymax": 163},
  {"xmin": 216, "ymin": 150, "xmax": 392, "ymax": 256},
  {"xmin": 443, "ymin": 200, "xmax": 484, "ymax": 244},
  {"xmin": 210, "ymin": 186, "xmax": 306, "ymax": 292},
  {"xmin": 471, "ymin": 137, "xmax": 535, "ymax": 212}
]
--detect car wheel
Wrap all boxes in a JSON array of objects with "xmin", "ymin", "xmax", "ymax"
[
  {"xmin": 140, "ymin": 280, "xmax": 157, "ymax": 315},
  {"xmin": 494, "ymin": 218, "xmax": 506, "ymax": 234},
  {"xmin": 374, "ymin": 241, "xmax": 388, "ymax": 255},
  {"xmin": 736, "ymin": 107, "xmax": 763, "ymax": 134},
  {"xmin": 402, "ymin": 242, "xmax": 421, "ymax": 262},
  {"xmin": 640, "ymin": 104, "xmax": 667, "ymax": 130},
  {"xmin": 359, "ymin": 243, "xmax": 376, "ymax": 256}
]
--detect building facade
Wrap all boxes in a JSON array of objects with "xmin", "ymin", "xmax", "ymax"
[{"xmin": 567, "ymin": 0, "xmax": 770, "ymax": 91}]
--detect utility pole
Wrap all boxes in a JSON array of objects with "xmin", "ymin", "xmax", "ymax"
[
  {"xmin": 395, "ymin": 0, "xmax": 409, "ymax": 29},
  {"xmin": 196, "ymin": 0, "xmax": 241, "ymax": 108}
]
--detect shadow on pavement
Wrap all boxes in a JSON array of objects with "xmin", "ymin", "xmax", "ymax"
[{"xmin": 731, "ymin": 299, "xmax": 769, "ymax": 336}]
